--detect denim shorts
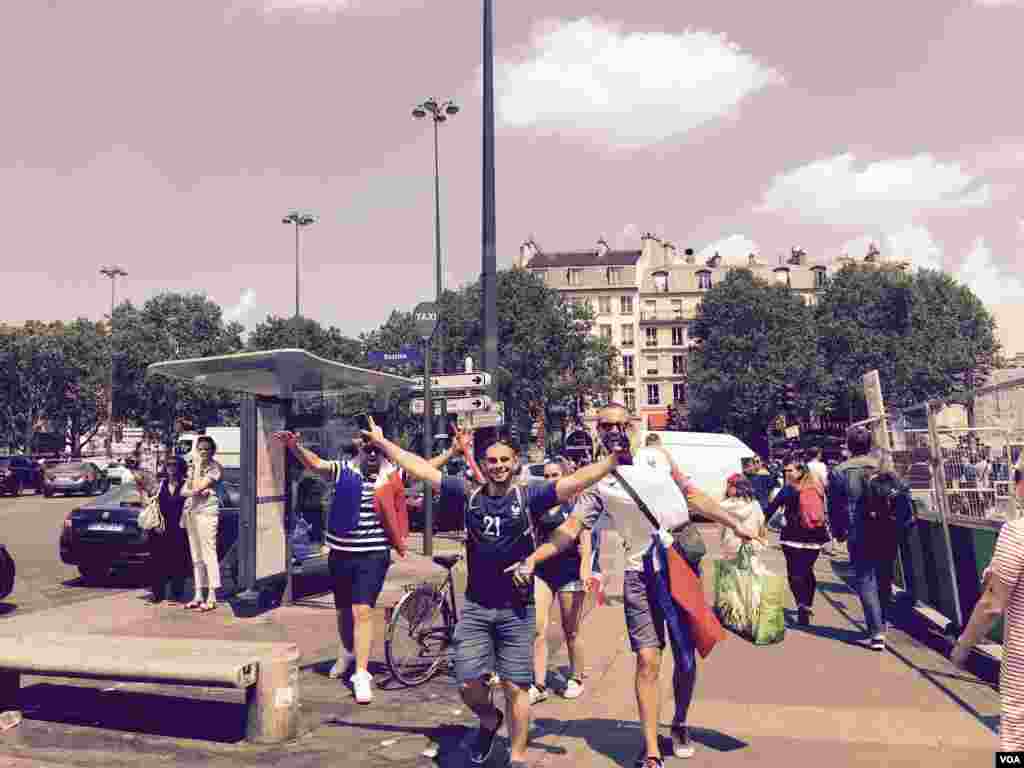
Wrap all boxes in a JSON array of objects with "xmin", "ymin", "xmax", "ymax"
[
  {"xmin": 453, "ymin": 599, "xmax": 535, "ymax": 687},
  {"xmin": 328, "ymin": 549, "xmax": 391, "ymax": 608}
]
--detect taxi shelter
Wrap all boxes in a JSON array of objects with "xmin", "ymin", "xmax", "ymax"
[{"xmin": 146, "ymin": 349, "xmax": 415, "ymax": 605}]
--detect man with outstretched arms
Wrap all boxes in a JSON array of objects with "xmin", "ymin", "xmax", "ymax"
[
  {"xmin": 359, "ymin": 417, "xmax": 619, "ymax": 768},
  {"xmin": 513, "ymin": 403, "xmax": 749, "ymax": 767}
]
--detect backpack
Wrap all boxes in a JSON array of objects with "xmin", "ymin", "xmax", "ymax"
[
  {"xmin": 797, "ymin": 485, "xmax": 826, "ymax": 529},
  {"xmin": 862, "ymin": 472, "xmax": 906, "ymax": 523}
]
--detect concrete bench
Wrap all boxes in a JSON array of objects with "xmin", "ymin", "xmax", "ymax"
[{"xmin": 0, "ymin": 633, "xmax": 300, "ymax": 743}]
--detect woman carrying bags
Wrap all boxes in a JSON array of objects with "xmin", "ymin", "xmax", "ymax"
[
  {"xmin": 182, "ymin": 435, "xmax": 225, "ymax": 613},
  {"xmin": 719, "ymin": 474, "xmax": 767, "ymax": 560},
  {"xmin": 764, "ymin": 454, "xmax": 828, "ymax": 626},
  {"xmin": 144, "ymin": 456, "xmax": 191, "ymax": 604}
]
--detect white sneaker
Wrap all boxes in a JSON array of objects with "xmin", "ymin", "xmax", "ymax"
[
  {"xmin": 528, "ymin": 684, "xmax": 549, "ymax": 705},
  {"xmin": 671, "ymin": 725, "xmax": 695, "ymax": 759},
  {"xmin": 328, "ymin": 652, "xmax": 353, "ymax": 679},
  {"xmin": 563, "ymin": 677, "xmax": 584, "ymax": 699},
  {"xmin": 351, "ymin": 669, "xmax": 374, "ymax": 704}
]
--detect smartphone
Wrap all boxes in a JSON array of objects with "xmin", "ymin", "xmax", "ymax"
[{"xmin": 354, "ymin": 413, "xmax": 372, "ymax": 432}]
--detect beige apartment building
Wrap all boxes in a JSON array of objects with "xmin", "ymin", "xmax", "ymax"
[{"xmin": 518, "ymin": 234, "xmax": 906, "ymax": 429}]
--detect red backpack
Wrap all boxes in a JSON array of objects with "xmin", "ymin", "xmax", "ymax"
[{"xmin": 798, "ymin": 485, "xmax": 826, "ymax": 529}]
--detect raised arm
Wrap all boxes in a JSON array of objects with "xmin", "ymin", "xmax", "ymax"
[
  {"xmin": 272, "ymin": 431, "xmax": 334, "ymax": 478},
  {"xmin": 656, "ymin": 446, "xmax": 748, "ymax": 537},
  {"xmin": 361, "ymin": 417, "xmax": 443, "ymax": 490}
]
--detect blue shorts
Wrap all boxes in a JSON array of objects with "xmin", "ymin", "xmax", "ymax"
[
  {"xmin": 328, "ymin": 549, "xmax": 390, "ymax": 608},
  {"xmin": 453, "ymin": 599, "xmax": 535, "ymax": 687}
]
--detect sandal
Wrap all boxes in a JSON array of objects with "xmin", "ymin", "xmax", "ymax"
[
  {"xmin": 199, "ymin": 601, "xmax": 217, "ymax": 612},
  {"xmin": 184, "ymin": 600, "xmax": 203, "ymax": 610}
]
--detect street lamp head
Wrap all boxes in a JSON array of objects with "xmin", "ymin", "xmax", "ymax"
[
  {"xmin": 412, "ymin": 107, "xmax": 428, "ymax": 119},
  {"xmin": 445, "ymin": 102, "xmax": 460, "ymax": 116},
  {"xmin": 423, "ymin": 99, "xmax": 438, "ymax": 113},
  {"xmin": 435, "ymin": 114, "xmax": 447, "ymax": 124}
]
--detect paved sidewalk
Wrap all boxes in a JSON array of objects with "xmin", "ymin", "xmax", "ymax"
[{"xmin": 0, "ymin": 528, "xmax": 1003, "ymax": 767}]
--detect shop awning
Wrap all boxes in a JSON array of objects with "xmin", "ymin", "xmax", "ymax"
[{"xmin": 146, "ymin": 348, "xmax": 416, "ymax": 400}]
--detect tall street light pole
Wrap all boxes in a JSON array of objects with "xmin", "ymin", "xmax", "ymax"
[
  {"xmin": 100, "ymin": 265, "xmax": 127, "ymax": 458},
  {"xmin": 481, "ymin": 0, "xmax": 498, "ymax": 403},
  {"xmin": 281, "ymin": 211, "xmax": 318, "ymax": 321},
  {"xmin": 412, "ymin": 98, "xmax": 458, "ymax": 556}
]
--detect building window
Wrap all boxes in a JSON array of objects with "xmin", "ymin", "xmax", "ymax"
[
  {"xmin": 622, "ymin": 354, "xmax": 634, "ymax": 377},
  {"xmin": 599, "ymin": 324, "xmax": 612, "ymax": 340},
  {"xmin": 621, "ymin": 324, "xmax": 634, "ymax": 346},
  {"xmin": 813, "ymin": 267, "xmax": 827, "ymax": 289},
  {"xmin": 647, "ymin": 384, "xmax": 661, "ymax": 405},
  {"xmin": 645, "ymin": 327, "xmax": 658, "ymax": 347},
  {"xmin": 671, "ymin": 326, "xmax": 684, "ymax": 346},
  {"xmin": 645, "ymin": 356, "xmax": 659, "ymax": 375},
  {"xmin": 532, "ymin": 269, "xmax": 548, "ymax": 283},
  {"xmin": 568, "ymin": 268, "xmax": 583, "ymax": 286},
  {"xmin": 673, "ymin": 383, "xmax": 686, "ymax": 404},
  {"xmin": 598, "ymin": 296, "xmax": 612, "ymax": 315},
  {"xmin": 653, "ymin": 271, "xmax": 669, "ymax": 293},
  {"xmin": 607, "ymin": 267, "xmax": 622, "ymax": 285},
  {"xmin": 620, "ymin": 296, "xmax": 633, "ymax": 314},
  {"xmin": 672, "ymin": 355, "xmax": 686, "ymax": 375},
  {"xmin": 671, "ymin": 299, "xmax": 683, "ymax": 319},
  {"xmin": 697, "ymin": 270, "xmax": 712, "ymax": 290},
  {"xmin": 623, "ymin": 388, "xmax": 636, "ymax": 412}
]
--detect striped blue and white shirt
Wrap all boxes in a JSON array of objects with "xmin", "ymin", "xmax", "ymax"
[{"xmin": 325, "ymin": 460, "xmax": 394, "ymax": 554}]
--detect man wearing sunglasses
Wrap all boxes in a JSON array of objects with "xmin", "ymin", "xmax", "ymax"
[{"xmin": 517, "ymin": 403, "xmax": 750, "ymax": 768}]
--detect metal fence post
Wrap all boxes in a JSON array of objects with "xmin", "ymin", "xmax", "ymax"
[{"xmin": 927, "ymin": 401, "xmax": 964, "ymax": 628}]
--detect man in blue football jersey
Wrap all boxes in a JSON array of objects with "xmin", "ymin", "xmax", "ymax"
[{"xmin": 361, "ymin": 417, "xmax": 620, "ymax": 768}]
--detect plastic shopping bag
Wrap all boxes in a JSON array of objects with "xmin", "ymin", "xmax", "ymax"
[{"xmin": 713, "ymin": 543, "xmax": 786, "ymax": 645}]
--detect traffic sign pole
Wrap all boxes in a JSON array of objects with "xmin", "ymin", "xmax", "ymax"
[{"xmin": 422, "ymin": 340, "xmax": 433, "ymax": 557}]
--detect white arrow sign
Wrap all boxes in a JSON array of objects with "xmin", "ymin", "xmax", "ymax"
[
  {"xmin": 412, "ymin": 372, "xmax": 492, "ymax": 392},
  {"xmin": 412, "ymin": 395, "xmax": 493, "ymax": 415}
]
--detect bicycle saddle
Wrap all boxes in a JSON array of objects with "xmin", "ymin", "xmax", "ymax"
[{"xmin": 432, "ymin": 554, "xmax": 461, "ymax": 570}]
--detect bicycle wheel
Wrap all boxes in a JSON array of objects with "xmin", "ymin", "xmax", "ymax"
[{"xmin": 385, "ymin": 584, "xmax": 454, "ymax": 687}]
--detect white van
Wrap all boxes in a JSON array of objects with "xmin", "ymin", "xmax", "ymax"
[
  {"xmin": 176, "ymin": 427, "xmax": 241, "ymax": 469},
  {"xmin": 637, "ymin": 430, "xmax": 758, "ymax": 503}
]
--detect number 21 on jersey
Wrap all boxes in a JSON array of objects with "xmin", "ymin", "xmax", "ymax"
[{"xmin": 482, "ymin": 515, "xmax": 501, "ymax": 537}]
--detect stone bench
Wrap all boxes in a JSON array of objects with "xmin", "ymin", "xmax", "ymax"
[{"xmin": 0, "ymin": 633, "xmax": 300, "ymax": 743}]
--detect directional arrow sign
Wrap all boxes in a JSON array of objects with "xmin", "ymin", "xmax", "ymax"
[
  {"xmin": 412, "ymin": 372, "xmax": 493, "ymax": 392},
  {"xmin": 411, "ymin": 399, "xmax": 443, "ymax": 416},
  {"xmin": 412, "ymin": 395, "xmax": 493, "ymax": 415}
]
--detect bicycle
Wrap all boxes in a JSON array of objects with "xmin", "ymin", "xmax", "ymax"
[{"xmin": 385, "ymin": 553, "xmax": 462, "ymax": 687}]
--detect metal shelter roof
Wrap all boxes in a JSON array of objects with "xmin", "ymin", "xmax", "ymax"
[{"xmin": 146, "ymin": 348, "xmax": 416, "ymax": 399}]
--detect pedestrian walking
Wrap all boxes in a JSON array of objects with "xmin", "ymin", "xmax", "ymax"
[
  {"xmin": 360, "ymin": 419, "xmax": 619, "ymax": 768},
  {"xmin": 719, "ymin": 474, "xmax": 767, "ymax": 559},
  {"xmin": 806, "ymin": 448, "xmax": 837, "ymax": 556},
  {"xmin": 743, "ymin": 455, "xmax": 777, "ymax": 514},
  {"xmin": 952, "ymin": 517, "xmax": 1024, "ymax": 750},
  {"xmin": 529, "ymin": 458, "xmax": 592, "ymax": 704},
  {"xmin": 144, "ymin": 456, "xmax": 191, "ymax": 604},
  {"xmin": 827, "ymin": 427, "xmax": 912, "ymax": 651},
  {"xmin": 522, "ymin": 404, "xmax": 750, "ymax": 767},
  {"xmin": 181, "ymin": 435, "xmax": 224, "ymax": 613},
  {"xmin": 765, "ymin": 454, "xmax": 828, "ymax": 626}
]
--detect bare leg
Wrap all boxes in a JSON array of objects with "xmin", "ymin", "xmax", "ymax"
[
  {"xmin": 533, "ymin": 578, "xmax": 555, "ymax": 688},
  {"xmin": 503, "ymin": 680, "xmax": 531, "ymax": 763},
  {"xmin": 559, "ymin": 590, "xmax": 587, "ymax": 679},
  {"xmin": 636, "ymin": 646, "xmax": 662, "ymax": 760},
  {"xmin": 352, "ymin": 603, "xmax": 373, "ymax": 674},
  {"xmin": 337, "ymin": 607, "xmax": 354, "ymax": 655}
]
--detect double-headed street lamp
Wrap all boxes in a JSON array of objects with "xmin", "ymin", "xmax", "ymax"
[
  {"xmin": 281, "ymin": 210, "xmax": 318, "ymax": 320},
  {"xmin": 99, "ymin": 265, "xmax": 127, "ymax": 458}
]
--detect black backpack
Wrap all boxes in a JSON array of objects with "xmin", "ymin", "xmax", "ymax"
[{"xmin": 862, "ymin": 471, "xmax": 904, "ymax": 522}]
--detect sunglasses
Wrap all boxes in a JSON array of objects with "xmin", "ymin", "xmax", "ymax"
[{"xmin": 597, "ymin": 422, "xmax": 627, "ymax": 431}]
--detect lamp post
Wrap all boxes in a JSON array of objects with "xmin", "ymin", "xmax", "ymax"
[
  {"xmin": 281, "ymin": 211, "xmax": 318, "ymax": 321},
  {"xmin": 100, "ymin": 265, "xmax": 127, "ymax": 458},
  {"xmin": 481, "ymin": 0, "xmax": 498, "ymax": 402}
]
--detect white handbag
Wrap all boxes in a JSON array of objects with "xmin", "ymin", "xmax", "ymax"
[{"xmin": 138, "ymin": 487, "xmax": 166, "ymax": 534}]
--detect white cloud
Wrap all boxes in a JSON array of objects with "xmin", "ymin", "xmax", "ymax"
[
  {"xmin": 493, "ymin": 17, "xmax": 784, "ymax": 148},
  {"xmin": 974, "ymin": 0, "xmax": 1024, "ymax": 7},
  {"xmin": 225, "ymin": 288, "xmax": 257, "ymax": 323},
  {"xmin": 697, "ymin": 234, "xmax": 760, "ymax": 266},
  {"xmin": 883, "ymin": 226, "xmax": 945, "ymax": 272},
  {"xmin": 759, "ymin": 153, "xmax": 991, "ymax": 230},
  {"xmin": 954, "ymin": 238, "xmax": 1024, "ymax": 305}
]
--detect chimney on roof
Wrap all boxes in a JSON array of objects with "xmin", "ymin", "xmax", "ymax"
[
  {"xmin": 865, "ymin": 243, "xmax": 880, "ymax": 263},
  {"xmin": 706, "ymin": 251, "xmax": 722, "ymax": 268},
  {"xmin": 596, "ymin": 238, "xmax": 610, "ymax": 258},
  {"xmin": 518, "ymin": 237, "xmax": 539, "ymax": 268},
  {"xmin": 748, "ymin": 252, "xmax": 758, "ymax": 266},
  {"xmin": 684, "ymin": 247, "xmax": 695, "ymax": 265},
  {"xmin": 788, "ymin": 247, "xmax": 806, "ymax": 266}
]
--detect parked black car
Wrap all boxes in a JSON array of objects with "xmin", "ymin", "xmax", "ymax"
[
  {"xmin": 0, "ymin": 456, "xmax": 43, "ymax": 496},
  {"xmin": 59, "ymin": 468, "xmax": 241, "ymax": 584},
  {"xmin": 42, "ymin": 461, "xmax": 110, "ymax": 497}
]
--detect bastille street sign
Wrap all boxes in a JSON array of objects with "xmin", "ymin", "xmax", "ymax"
[
  {"xmin": 413, "ymin": 302, "xmax": 439, "ymax": 342},
  {"xmin": 367, "ymin": 346, "xmax": 423, "ymax": 366},
  {"xmin": 412, "ymin": 372, "xmax": 492, "ymax": 392}
]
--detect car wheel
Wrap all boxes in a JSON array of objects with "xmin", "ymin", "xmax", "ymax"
[
  {"xmin": 11, "ymin": 481, "xmax": 22, "ymax": 497},
  {"xmin": 77, "ymin": 563, "xmax": 111, "ymax": 584},
  {"xmin": 43, "ymin": 489, "xmax": 53, "ymax": 498}
]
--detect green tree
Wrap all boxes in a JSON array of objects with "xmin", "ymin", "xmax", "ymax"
[
  {"xmin": 0, "ymin": 323, "xmax": 69, "ymax": 452},
  {"xmin": 50, "ymin": 319, "xmax": 110, "ymax": 456},
  {"xmin": 114, "ymin": 293, "xmax": 245, "ymax": 446},
  {"xmin": 687, "ymin": 269, "xmax": 830, "ymax": 454},
  {"xmin": 247, "ymin": 315, "xmax": 363, "ymax": 365},
  {"xmin": 815, "ymin": 264, "xmax": 1000, "ymax": 418}
]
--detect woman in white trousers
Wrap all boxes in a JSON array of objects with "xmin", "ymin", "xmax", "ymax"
[{"xmin": 182, "ymin": 435, "xmax": 224, "ymax": 612}]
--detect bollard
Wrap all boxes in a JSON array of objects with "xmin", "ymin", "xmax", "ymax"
[{"xmin": 245, "ymin": 643, "xmax": 301, "ymax": 744}]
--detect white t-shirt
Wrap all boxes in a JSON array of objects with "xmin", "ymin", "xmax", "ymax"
[
  {"xmin": 574, "ymin": 464, "xmax": 690, "ymax": 572},
  {"xmin": 720, "ymin": 498, "xmax": 765, "ymax": 559}
]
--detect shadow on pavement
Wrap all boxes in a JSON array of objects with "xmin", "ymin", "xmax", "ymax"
[
  {"xmin": 322, "ymin": 718, "xmax": 470, "ymax": 766},
  {"xmin": 0, "ymin": 603, "xmax": 16, "ymax": 616},
  {"xmin": 18, "ymin": 682, "xmax": 246, "ymax": 743}
]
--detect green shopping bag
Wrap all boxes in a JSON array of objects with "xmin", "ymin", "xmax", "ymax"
[{"xmin": 713, "ymin": 544, "xmax": 785, "ymax": 645}]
